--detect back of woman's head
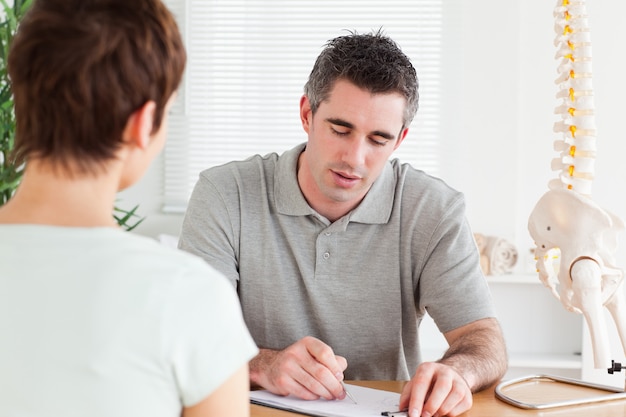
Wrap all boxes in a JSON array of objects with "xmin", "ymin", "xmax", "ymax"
[{"xmin": 8, "ymin": 0, "xmax": 187, "ymax": 174}]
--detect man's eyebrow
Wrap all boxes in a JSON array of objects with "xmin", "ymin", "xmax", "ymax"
[
  {"xmin": 326, "ymin": 118, "xmax": 353, "ymax": 129},
  {"xmin": 326, "ymin": 118, "xmax": 395, "ymax": 140}
]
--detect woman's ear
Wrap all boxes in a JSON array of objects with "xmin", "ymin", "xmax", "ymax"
[{"xmin": 123, "ymin": 101, "xmax": 157, "ymax": 149}]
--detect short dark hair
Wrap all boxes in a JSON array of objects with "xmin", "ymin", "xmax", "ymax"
[
  {"xmin": 8, "ymin": 0, "xmax": 186, "ymax": 174},
  {"xmin": 303, "ymin": 29, "xmax": 419, "ymax": 128}
]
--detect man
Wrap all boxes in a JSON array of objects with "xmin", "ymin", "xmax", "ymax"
[
  {"xmin": 179, "ymin": 30, "xmax": 507, "ymax": 417},
  {"xmin": 0, "ymin": 1, "xmax": 257, "ymax": 416}
]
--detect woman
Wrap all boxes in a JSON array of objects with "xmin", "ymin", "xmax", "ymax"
[{"xmin": 0, "ymin": 0, "xmax": 257, "ymax": 416}]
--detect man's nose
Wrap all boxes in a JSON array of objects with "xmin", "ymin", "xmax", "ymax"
[{"xmin": 340, "ymin": 137, "xmax": 366, "ymax": 168}]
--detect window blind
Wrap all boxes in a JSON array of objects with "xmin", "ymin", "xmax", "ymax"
[{"xmin": 163, "ymin": 0, "xmax": 443, "ymax": 213}]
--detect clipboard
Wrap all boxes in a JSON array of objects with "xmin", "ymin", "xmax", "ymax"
[{"xmin": 250, "ymin": 383, "xmax": 402, "ymax": 417}]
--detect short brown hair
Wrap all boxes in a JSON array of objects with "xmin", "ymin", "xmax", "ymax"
[
  {"xmin": 8, "ymin": 0, "xmax": 186, "ymax": 174},
  {"xmin": 304, "ymin": 29, "xmax": 419, "ymax": 129}
]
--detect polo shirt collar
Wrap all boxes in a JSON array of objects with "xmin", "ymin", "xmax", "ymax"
[
  {"xmin": 275, "ymin": 143, "xmax": 395, "ymax": 225},
  {"xmin": 275, "ymin": 143, "xmax": 314, "ymax": 216}
]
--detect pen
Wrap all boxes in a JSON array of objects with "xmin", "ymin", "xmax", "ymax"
[
  {"xmin": 381, "ymin": 410, "xmax": 408, "ymax": 416},
  {"xmin": 341, "ymin": 381, "xmax": 358, "ymax": 404}
]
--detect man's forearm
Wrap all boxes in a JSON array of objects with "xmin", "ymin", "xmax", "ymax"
[{"xmin": 439, "ymin": 318, "xmax": 508, "ymax": 392}]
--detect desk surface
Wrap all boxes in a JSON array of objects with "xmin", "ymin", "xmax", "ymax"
[{"xmin": 250, "ymin": 380, "xmax": 626, "ymax": 417}]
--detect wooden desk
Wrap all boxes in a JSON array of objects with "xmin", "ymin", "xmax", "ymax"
[{"xmin": 250, "ymin": 380, "xmax": 626, "ymax": 417}]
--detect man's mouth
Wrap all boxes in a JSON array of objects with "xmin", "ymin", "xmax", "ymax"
[{"xmin": 331, "ymin": 170, "xmax": 361, "ymax": 187}]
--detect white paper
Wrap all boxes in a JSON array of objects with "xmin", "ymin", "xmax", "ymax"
[{"xmin": 250, "ymin": 383, "xmax": 402, "ymax": 417}]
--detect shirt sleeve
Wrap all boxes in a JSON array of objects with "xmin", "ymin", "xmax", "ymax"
[
  {"xmin": 417, "ymin": 194, "xmax": 496, "ymax": 334},
  {"xmin": 178, "ymin": 170, "xmax": 241, "ymax": 289}
]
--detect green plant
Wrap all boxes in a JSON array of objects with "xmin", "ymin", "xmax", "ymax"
[
  {"xmin": 113, "ymin": 204, "xmax": 144, "ymax": 232},
  {"xmin": 0, "ymin": 0, "xmax": 29, "ymax": 206},
  {"xmin": 0, "ymin": 0, "xmax": 144, "ymax": 231}
]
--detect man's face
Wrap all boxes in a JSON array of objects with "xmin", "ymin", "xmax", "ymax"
[{"xmin": 298, "ymin": 79, "xmax": 408, "ymax": 220}]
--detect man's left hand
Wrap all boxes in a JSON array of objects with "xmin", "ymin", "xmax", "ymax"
[{"xmin": 399, "ymin": 361, "xmax": 472, "ymax": 417}]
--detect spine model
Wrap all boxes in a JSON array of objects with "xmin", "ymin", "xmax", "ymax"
[{"xmin": 551, "ymin": 0, "xmax": 596, "ymax": 197}]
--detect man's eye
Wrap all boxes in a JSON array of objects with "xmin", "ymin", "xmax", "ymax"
[
  {"xmin": 331, "ymin": 128, "xmax": 349, "ymax": 136},
  {"xmin": 370, "ymin": 138, "xmax": 387, "ymax": 146}
]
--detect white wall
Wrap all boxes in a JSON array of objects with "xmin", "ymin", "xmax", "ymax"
[{"xmin": 121, "ymin": 0, "xmax": 626, "ymax": 267}]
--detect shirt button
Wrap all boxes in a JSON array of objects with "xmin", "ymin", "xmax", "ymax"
[{"xmin": 323, "ymin": 252, "xmax": 330, "ymax": 259}]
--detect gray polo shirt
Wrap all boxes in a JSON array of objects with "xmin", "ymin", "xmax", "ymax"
[{"xmin": 179, "ymin": 143, "xmax": 495, "ymax": 380}]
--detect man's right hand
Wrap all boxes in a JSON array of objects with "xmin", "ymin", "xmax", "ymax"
[{"xmin": 249, "ymin": 336, "xmax": 348, "ymax": 400}]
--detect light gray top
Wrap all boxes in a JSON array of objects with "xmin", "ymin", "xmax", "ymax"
[
  {"xmin": 179, "ymin": 143, "xmax": 496, "ymax": 380},
  {"xmin": 0, "ymin": 226, "xmax": 258, "ymax": 416}
]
